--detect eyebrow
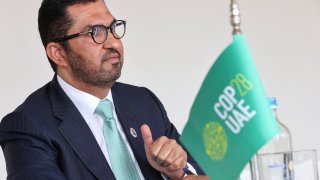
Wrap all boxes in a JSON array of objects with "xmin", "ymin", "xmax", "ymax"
[
  {"xmin": 81, "ymin": 25, "xmax": 96, "ymax": 32},
  {"xmin": 80, "ymin": 19, "xmax": 117, "ymax": 32},
  {"xmin": 92, "ymin": 19, "xmax": 117, "ymax": 28}
]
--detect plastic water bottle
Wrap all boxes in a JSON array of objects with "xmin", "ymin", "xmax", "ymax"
[{"xmin": 257, "ymin": 97, "xmax": 294, "ymax": 180}]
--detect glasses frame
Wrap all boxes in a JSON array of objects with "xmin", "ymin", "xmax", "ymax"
[{"xmin": 52, "ymin": 19, "xmax": 126, "ymax": 44}]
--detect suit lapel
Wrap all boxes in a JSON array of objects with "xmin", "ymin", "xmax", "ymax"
[
  {"xmin": 111, "ymin": 83, "xmax": 144, "ymax": 155},
  {"xmin": 49, "ymin": 76, "xmax": 115, "ymax": 180},
  {"xmin": 111, "ymin": 83, "xmax": 163, "ymax": 179}
]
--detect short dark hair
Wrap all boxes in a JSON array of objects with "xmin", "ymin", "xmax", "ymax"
[{"xmin": 38, "ymin": 0, "xmax": 98, "ymax": 72}]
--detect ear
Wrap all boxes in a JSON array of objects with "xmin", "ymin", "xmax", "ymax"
[{"xmin": 46, "ymin": 42, "xmax": 69, "ymax": 68}]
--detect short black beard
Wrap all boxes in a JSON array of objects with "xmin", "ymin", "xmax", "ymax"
[{"xmin": 66, "ymin": 47, "xmax": 122, "ymax": 88}]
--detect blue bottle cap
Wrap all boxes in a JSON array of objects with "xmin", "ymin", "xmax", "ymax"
[{"xmin": 268, "ymin": 97, "xmax": 278, "ymax": 108}]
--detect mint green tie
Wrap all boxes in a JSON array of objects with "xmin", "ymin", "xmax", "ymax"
[{"xmin": 95, "ymin": 99, "xmax": 140, "ymax": 180}]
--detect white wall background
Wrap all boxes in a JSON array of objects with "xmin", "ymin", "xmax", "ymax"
[{"xmin": 1, "ymin": 0, "xmax": 320, "ymax": 179}]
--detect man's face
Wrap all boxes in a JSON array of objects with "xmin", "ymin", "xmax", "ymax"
[{"xmin": 64, "ymin": 0, "xmax": 124, "ymax": 88}]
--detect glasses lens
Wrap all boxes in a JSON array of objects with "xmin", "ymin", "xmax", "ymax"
[
  {"xmin": 92, "ymin": 25, "xmax": 107, "ymax": 44},
  {"xmin": 112, "ymin": 21, "xmax": 126, "ymax": 39}
]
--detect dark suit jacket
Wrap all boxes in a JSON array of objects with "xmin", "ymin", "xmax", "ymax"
[{"xmin": 0, "ymin": 76, "xmax": 203, "ymax": 180}]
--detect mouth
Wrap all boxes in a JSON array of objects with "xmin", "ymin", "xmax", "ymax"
[{"xmin": 103, "ymin": 53, "xmax": 120, "ymax": 64}]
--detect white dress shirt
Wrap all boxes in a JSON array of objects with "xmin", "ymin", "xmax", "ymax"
[
  {"xmin": 57, "ymin": 76, "xmax": 197, "ymax": 179},
  {"xmin": 57, "ymin": 76, "xmax": 146, "ymax": 179}
]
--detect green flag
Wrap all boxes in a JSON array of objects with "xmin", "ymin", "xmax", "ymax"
[{"xmin": 180, "ymin": 34, "xmax": 279, "ymax": 180}]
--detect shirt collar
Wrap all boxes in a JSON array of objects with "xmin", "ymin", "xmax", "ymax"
[{"xmin": 57, "ymin": 75, "xmax": 114, "ymax": 116}]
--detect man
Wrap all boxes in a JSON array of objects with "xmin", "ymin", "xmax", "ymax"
[{"xmin": 0, "ymin": 0, "xmax": 208, "ymax": 179}]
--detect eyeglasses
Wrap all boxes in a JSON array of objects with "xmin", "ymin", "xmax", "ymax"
[{"xmin": 53, "ymin": 19, "xmax": 126, "ymax": 44}]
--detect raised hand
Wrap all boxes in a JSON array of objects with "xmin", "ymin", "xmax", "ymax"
[{"xmin": 141, "ymin": 124, "xmax": 187, "ymax": 179}]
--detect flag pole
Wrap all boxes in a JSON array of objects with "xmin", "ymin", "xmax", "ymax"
[
  {"xmin": 231, "ymin": 1, "xmax": 260, "ymax": 179},
  {"xmin": 230, "ymin": 0, "xmax": 242, "ymax": 35}
]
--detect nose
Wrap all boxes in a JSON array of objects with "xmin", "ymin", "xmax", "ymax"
[{"xmin": 102, "ymin": 31, "xmax": 122, "ymax": 50}]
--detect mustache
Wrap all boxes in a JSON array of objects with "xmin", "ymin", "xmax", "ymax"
[{"xmin": 102, "ymin": 48, "xmax": 121, "ymax": 60}]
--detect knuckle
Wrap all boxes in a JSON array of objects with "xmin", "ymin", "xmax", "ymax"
[
  {"xmin": 156, "ymin": 155, "xmax": 166, "ymax": 163},
  {"xmin": 149, "ymin": 149, "xmax": 158, "ymax": 158},
  {"xmin": 169, "ymin": 162, "xmax": 181, "ymax": 170},
  {"xmin": 177, "ymin": 146, "xmax": 187, "ymax": 155},
  {"xmin": 164, "ymin": 157, "xmax": 174, "ymax": 166},
  {"xmin": 158, "ymin": 136, "xmax": 168, "ymax": 142},
  {"xmin": 167, "ymin": 139, "xmax": 177, "ymax": 145}
]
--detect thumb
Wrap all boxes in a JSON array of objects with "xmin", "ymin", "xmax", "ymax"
[{"xmin": 141, "ymin": 124, "xmax": 153, "ymax": 151}]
